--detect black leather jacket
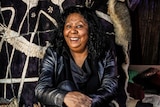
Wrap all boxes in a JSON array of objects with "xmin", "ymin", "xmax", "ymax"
[{"xmin": 35, "ymin": 46, "xmax": 118, "ymax": 107}]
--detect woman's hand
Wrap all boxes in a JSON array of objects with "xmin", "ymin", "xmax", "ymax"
[{"xmin": 64, "ymin": 91, "xmax": 92, "ymax": 107}]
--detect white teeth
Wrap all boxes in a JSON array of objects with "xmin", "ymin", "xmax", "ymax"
[{"xmin": 70, "ymin": 37, "xmax": 79, "ymax": 40}]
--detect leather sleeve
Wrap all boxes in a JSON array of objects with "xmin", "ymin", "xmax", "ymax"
[
  {"xmin": 35, "ymin": 47, "xmax": 67, "ymax": 107},
  {"xmin": 89, "ymin": 49, "xmax": 118, "ymax": 107}
]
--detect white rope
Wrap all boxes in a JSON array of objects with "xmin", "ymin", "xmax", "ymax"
[
  {"xmin": 17, "ymin": 8, "xmax": 42, "ymax": 103},
  {"xmin": 96, "ymin": 10, "xmax": 113, "ymax": 24},
  {"xmin": 0, "ymin": 77, "xmax": 39, "ymax": 84},
  {"xmin": 1, "ymin": 25, "xmax": 49, "ymax": 59},
  {"xmin": 0, "ymin": 7, "xmax": 15, "ymax": 98}
]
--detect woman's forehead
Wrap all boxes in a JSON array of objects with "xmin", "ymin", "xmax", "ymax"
[{"xmin": 65, "ymin": 13, "xmax": 87, "ymax": 23}]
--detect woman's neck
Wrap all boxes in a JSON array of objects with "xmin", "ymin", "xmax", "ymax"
[{"xmin": 70, "ymin": 48, "xmax": 88, "ymax": 68}]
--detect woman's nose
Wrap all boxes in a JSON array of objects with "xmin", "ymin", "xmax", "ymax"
[{"xmin": 70, "ymin": 27, "xmax": 78, "ymax": 34}]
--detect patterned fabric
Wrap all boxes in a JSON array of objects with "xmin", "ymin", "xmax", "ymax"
[{"xmin": 0, "ymin": 0, "xmax": 114, "ymax": 106}]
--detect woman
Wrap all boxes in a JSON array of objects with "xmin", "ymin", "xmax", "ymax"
[{"xmin": 35, "ymin": 5, "xmax": 118, "ymax": 107}]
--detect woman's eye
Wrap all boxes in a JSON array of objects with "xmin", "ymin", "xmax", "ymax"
[
  {"xmin": 76, "ymin": 25, "xmax": 83, "ymax": 28},
  {"xmin": 65, "ymin": 25, "xmax": 71, "ymax": 29}
]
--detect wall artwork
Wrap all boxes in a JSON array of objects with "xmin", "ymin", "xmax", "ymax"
[{"xmin": 0, "ymin": 0, "xmax": 114, "ymax": 106}]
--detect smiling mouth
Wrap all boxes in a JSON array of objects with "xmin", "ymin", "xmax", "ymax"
[{"xmin": 70, "ymin": 37, "xmax": 79, "ymax": 41}]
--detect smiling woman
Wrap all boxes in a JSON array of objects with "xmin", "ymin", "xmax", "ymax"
[
  {"xmin": 63, "ymin": 12, "xmax": 89, "ymax": 67},
  {"xmin": 63, "ymin": 12, "xmax": 89, "ymax": 59},
  {"xmin": 35, "ymin": 5, "xmax": 118, "ymax": 107}
]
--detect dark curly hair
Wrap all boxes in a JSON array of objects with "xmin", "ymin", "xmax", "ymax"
[{"xmin": 50, "ymin": 5, "xmax": 113, "ymax": 59}]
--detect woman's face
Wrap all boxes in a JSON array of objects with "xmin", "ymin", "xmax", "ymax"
[{"xmin": 63, "ymin": 13, "xmax": 89, "ymax": 53}]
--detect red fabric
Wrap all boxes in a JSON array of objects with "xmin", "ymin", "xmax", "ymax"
[{"xmin": 127, "ymin": 82, "xmax": 145, "ymax": 100}]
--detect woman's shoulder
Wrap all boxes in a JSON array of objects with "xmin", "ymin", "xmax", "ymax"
[
  {"xmin": 44, "ymin": 45, "xmax": 58, "ymax": 58},
  {"xmin": 45, "ymin": 45, "xmax": 65, "ymax": 59},
  {"xmin": 46, "ymin": 45, "xmax": 55, "ymax": 53}
]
